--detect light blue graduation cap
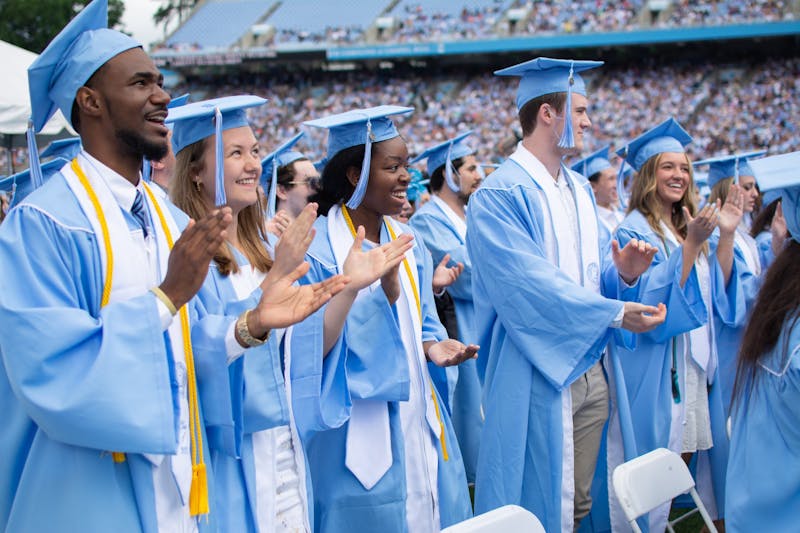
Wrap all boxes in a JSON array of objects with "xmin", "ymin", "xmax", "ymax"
[
  {"xmin": 570, "ymin": 145, "xmax": 612, "ymax": 179},
  {"xmin": 304, "ymin": 105, "xmax": 413, "ymax": 209},
  {"xmin": 494, "ymin": 57, "xmax": 603, "ymax": 149},
  {"xmin": 411, "ymin": 131, "xmax": 474, "ymax": 193},
  {"xmin": 26, "ymin": 0, "xmax": 140, "ymax": 193},
  {"xmin": 407, "ymin": 167, "xmax": 429, "ymax": 203},
  {"xmin": 749, "ymin": 151, "xmax": 800, "ymax": 242},
  {"xmin": 692, "ymin": 150, "xmax": 766, "ymax": 188},
  {"xmin": 168, "ymin": 93, "xmax": 191, "ymax": 109},
  {"xmin": 616, "ymin": 117, "xmax": 693, "ymax": 172},
  {"xmin": 762, "ymin": 189, "xmax": 781, "ymax": 208},
  {"xmin": 0, "ymin": 158, "xmax": 69, "ymax": 209},
  {"xmin": 313, "ymin": 158, "xmax": 327, "ymax": 174},
  {"xmin": 260, "ymin": 132, "xmax": 305, "ymax": 219},
  {"xmin": 39, "ymin": 137, "xmax": 82, "ymax": 161},
  {"xmin": 167, "ymin": 95, "xmax": 267, "ymax": 206}
]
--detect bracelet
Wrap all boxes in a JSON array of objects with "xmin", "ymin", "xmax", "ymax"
[
  {"xmin": 150, "ymin": 287, "xmax": 177, "ymax": 316},
  {"xmin": 236, "ymin": 309, "xmax": 270, "ymax": 347}
]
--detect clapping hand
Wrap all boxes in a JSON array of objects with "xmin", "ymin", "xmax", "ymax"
[
  {"xmin": 717, "ymin": 184, "xmax": 745, "ymax": 236},
  {"xmin": 612, "ymin": 239, "xmax": 658, "ymax": 285},
  {"xmin": 343, "ymin": 225, "xmax": 414, "ymax": 293},
  {"xmin": 432, "ymin": 253, "xmax": 464, "ymax": 293},
  {"xmin": 427, "ymin": 339, "xmax": 479, "ymax": 367},
  {"xmin": 683, "ymin": 201, "xmax": 719, "ymax": 247},
  {"xmin": 266, "ymin": 209, "xmax": 292, "ymax": 238}
]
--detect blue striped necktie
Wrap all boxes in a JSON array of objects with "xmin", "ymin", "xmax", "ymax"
[{"xmin": 131, "ymin": 189, "xmax": 150, "ymax": 238}]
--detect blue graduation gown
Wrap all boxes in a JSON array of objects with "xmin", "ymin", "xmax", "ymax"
[
  {"xmin": 409, "ymin": 199, "xmax": 483, "ymax": 484},
  {"xmin": 595, "ymin": 210, "xmax": 743, "ymax": 531},
  {"xmin": 190, "ymin": 252, "xmax": 349, "ymax": 532},
  {"xmin": 465, "ymin": 160, "xmax": 624, "ymax": 533},
  {"xmin": 300, "ymin": 216, "xmax": 472, "ymax": 533},
  {"xmin": 0, "ymin": 173, "xmax": 230, "ymax": 532},
  {"xmin": 726, "ymin": 317, "xmax": 800, "ymax": 532},
  {"xmin": 755, "ymin": 230, "xmax": 775, "ymax": 271}
]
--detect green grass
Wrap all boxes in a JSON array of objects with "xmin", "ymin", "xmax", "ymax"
[{"xmin": 669, "ymin": 507, "xmax": 708, "ymax": 532}]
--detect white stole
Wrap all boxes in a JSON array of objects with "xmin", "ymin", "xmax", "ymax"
[
  {"xmin": 734, "ymin": 227, "xmax": 761, "ymax": 277},
  {"xmin": 327, "ymin": 205, "xmax": 440, "ymax": 491},
  {"xmin": 62, "ymin": 155, "xmax": 194, "ymax": 528},
  {"xmin": 430, "ymin": 194, "xmax": 467, "ymax": 241},
  {"xmin": 508, "ymin": 145, "xmax": 601, "ymax": 291},
  {"xmin": 508, "ymin": 145, "xmax": 602, "ymax": 532}
]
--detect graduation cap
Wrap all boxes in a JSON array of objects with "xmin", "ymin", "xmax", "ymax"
[
  {"xmin": 259, "ymin": 132, "xmax": 305, "ymax": 219},
  {"xmin": 168, "ymin": 93, "xmax": 191, "ymax": 109},
  {"xmin": 693, "ymin": 150, "xmax": 767, "ymax": 188},
  {"xmin": 39, "ymin": 137, "xmax": 82, "ymax": 161},
  {"xmin": 411, "ymin": 131, "xmax": 474, "ymax": 193},
  {"xmin": 616, "ymin": 117, "xmax": 692, "ymax": 173},
  {"xmin": 761, "ymin": 189, "xmax": 781, "ymax": 208},
  {"xmin": 313, "ymin": 158, "xmax": 327, "ymax": 174},
  {"xmin": 167, "ymin": 95, "xmax": 267, "ymax": 206},
  {"xmin": 406, "ymin": 167, "xmax": 429, "ymax": 203},
  {"xmin": 304, "ymin": 105, "xmax": 413, "ymax": 209},
  {"xmin": 26, "ymin": 0, "xmax": 140, "ymax": 193},
  {"xmin": 749, "ymin": 151, "xmax": 800, "ymax": 242},
  {"xmin": 570, "ymin": 145, "xmax": 612, "ymax": 179},
  {"xmin": 495, "ymin": 57, "xmax": 603, "ymax": 149},
  {"xmin": 0, "ymin": 158, "xmax": 69, "ymax": 209}
]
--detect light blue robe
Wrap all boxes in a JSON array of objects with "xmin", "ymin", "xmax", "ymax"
[
  {"xmin": 300, "ymin": 216, "xmax": 472, "ymax": 533},
  {"xmin": 755, "ymin": 230, "xmax": 775, "ymax": 270},
  {"xmin": 409, "ymin": 198, "xmax": 483, "ymax": 484},
  {"xmin": 593, "ymin": 210, "xmax": 744, "ymax": 531},
  {"xmin": 0, "ymin": 173, "xmax": 232, "ymax": 532},
  {"xmin": 466, "ymin": 159, "xmax": 626, "ymax": 533},
  {"xmin": 190, "ymin": 250, "xmax": 349, "ymax": 532},
  {"xmin": 726, "ymin": 315, "xmax": 800, "ymax": 532}
]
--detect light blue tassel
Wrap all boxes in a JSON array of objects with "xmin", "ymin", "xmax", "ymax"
[
  {"xmin": 444, "ymin": 142, "xmax": 460, "ymax": 192},
  {"xmin": 214, "ymin": 107, "xmax": 226, "ymax": 206},
  {"xmin": 345, "ymin": 118, "xmax": 372, "ymax": 209},
  {"xmin": 617, "ymin": 147, "xmax": 630, "ymax": 210},
  {"xmin": 557, "ymin": 62, "xmax": 575, "ymax": 150},
  {"xmin": 142, "ymin": 159, "xmax": 151, "ymax": 182},
  {"xmin": 26, "ymin": 120, "xmax": 44, "ymax": 189},
  {"xmin": 267, "ymin": 158, "xmax": 278, "ymax": 220},
  {"xmin": 733, "ymin": 156, "xmax": 740, "ymax": 185}
]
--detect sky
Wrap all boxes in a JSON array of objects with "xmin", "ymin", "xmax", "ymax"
[{"xmin": 121, "ymin": 0, "xmax": 175, "ymax": 49}]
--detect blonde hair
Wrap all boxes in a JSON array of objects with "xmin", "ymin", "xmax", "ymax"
[
  {"xmin": 171, "ymin": 137, "xmax": 273, "ymax": 276},
  {"xmin": 628, "ymin": 151, "xmax": 704, "ymax": 251},
  {"xmin": 708, "ymin": 177, "xmax": 734, "ymax": 207}
]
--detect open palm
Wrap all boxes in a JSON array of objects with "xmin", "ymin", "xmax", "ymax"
[
  {"xmin": 428, "ymin": 339, "xmax": 479, "ymax": 367},
  {"xmin": 612, "ymin": 238, "xmax": 657, "ymax": 284},
  {"xmin": 718, "ymin": 184, "xmax": 744, "ymax": 234},
  {"xmin": 255, "ymin": 262, "xmax": 348, "ymax": 329},
  {"xmin": 343, "ymin": 226, "xmax": 414, "ymax": 292}
]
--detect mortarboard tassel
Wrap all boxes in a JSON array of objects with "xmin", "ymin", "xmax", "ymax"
[
  {"xmin": 142, "ymin": 159, "xmax": 151, "ymax": 183},
  {"xmin": 26, "ymin": 120, "xmax": 44, "ymax": 189},
  {"xmin": 267, "ymin": 157, "xmax": 279, "ymax": 220},
  {"xmin": 617, "ymin": 147, "xmax": 630, "ymax": 210},
  {"xmin": 444, "ymin": 141, "xmax": 460, "ymax": 193},
  {"xmin": 733, "ymin": 156, "xmax": 740, "ymax": 185},
  {"xmin": 346, "ymin": 118, "xmax": 372, "ymax": 209},
  {"xmin": 557, "ymin": 62, "xmax": 575, "ymax": 150},
  {"xmin": 214, "ymin": 107, "xmax": 226, "ymax": 206}
]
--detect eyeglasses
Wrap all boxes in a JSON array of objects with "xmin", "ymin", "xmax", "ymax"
[{"xmin": 287, "ymin": 176, "xmax": 322, "ymax": 190}]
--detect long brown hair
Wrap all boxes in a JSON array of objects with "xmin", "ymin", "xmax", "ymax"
[
  {"xmin": 733, "ymin": 239, "xmax": 800, "ymax": 403},
  {"xmin": 171, "ymin": 137, "xmax": 273, "ymax": 276},
  {"xmin": 628, "ymin": 152, "xmax": 703, "ymax": 250}
]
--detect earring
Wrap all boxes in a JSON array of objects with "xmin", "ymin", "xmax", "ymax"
[{"xmin": 194, "ymin": 181, "xmax": 201, "ymax": 192}]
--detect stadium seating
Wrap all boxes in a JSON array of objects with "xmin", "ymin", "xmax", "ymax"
[{"xmin": 165, "ymin": 0, "xmax": 273, "ymax": 50}]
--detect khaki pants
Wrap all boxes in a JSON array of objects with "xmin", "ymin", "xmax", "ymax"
[{"xmin": 571, "ymin": 361, "xmax": 609, "ymax": 531}]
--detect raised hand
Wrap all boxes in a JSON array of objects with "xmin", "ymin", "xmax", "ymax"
[
  {"xmin": 432, "ymin": 253, "xmax": 464, "ymax": 293},
  {"xmin": 160, "ymin": 208, "xmax": 232, "ymax": 310},
  {"xmin": 771, "ymin": 200, "xmax": 788, "ymax": 256},
  {"xmin": 271, "ymin": 203, "xmax": 318, "ymax": 279},
  {"xmin": 621, "ymin": 302, "xmax": 667, "ymax": 333},
  {"xmin": 426, "ymin": 339, "xmax": 479, "ymax": 367},
  {"xmin": 249, "ymin": 261, "xmax": 349, "ymax": 334},
  {"xmin": 683, "ymin": 202, "xmax": 718, "ymax": 247},
  {"xmin": 265, "ymin": 209, "xmax": 292, "ymax": 238},
  {"xmin": 612, "ymin": 238, "xmax": 658, "ymax": 285},
  {"xmin": 342, "ymin": 225, "xmax": 414, "ymax": 293},
  {"xmin": 718, "ymin": 184, "xmax": 745, "ymax": 236}
]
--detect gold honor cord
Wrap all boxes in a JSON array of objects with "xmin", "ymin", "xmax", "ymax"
[
  {"xmin": 341, "ymin": 206, "xmax": 449, "ymax": 460},
  {"xmin": 71, "ymin": 156, "xmax": 209, "ymax": 516}
]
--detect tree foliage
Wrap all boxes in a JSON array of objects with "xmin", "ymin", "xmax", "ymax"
[
  {"xmin": 153, "ymin": 0, "xmax": 197, "ymax": 32},
  {"xmin": 0, "ymin": 0, "xmax": 125, "ymax": 53}
]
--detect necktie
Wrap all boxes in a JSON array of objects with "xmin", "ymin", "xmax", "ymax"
[{"xmin": 131, "ymin": 189, "xmax": 150, "ymax": 238}]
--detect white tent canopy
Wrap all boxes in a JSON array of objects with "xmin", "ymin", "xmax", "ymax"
[{"xmin": 0, "ymin": 39, "xmax": 73, "ymax": 135}]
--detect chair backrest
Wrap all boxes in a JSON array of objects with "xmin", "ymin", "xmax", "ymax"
[
  {"xmin": 441, "ymin": 505, "xmax": 545, "ymax": 533},
  {"xmin": 612, "ymin": 448, "xmax": 695, "ymax": 521}
]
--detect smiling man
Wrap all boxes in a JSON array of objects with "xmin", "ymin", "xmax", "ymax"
[{"xmin": 0, "ymin": 0, "xmax": 233, "ymax": 531}]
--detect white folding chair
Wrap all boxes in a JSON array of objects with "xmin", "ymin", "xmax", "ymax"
[
  {"xmin": 612, "ymin": 448, "xmax": 718, "ymax": 533},
  {"xmin": 441, "ymin": 504, "xmax": 545, "ymax": 533}
]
